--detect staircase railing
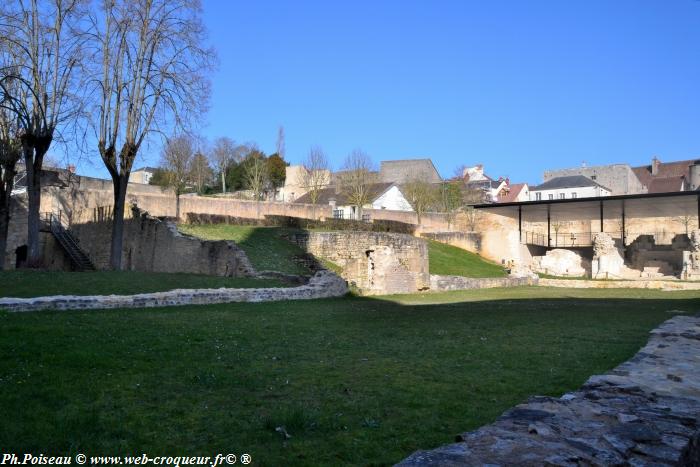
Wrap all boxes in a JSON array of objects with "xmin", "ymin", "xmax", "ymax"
[{"xmin": 42, "ymin": 210, "xmax": 95, "ymax": 271}]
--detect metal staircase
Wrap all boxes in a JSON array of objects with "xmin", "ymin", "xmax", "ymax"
[{"xmin": 45, "ymin": 213, "xmax": 95, "ymax": 271}]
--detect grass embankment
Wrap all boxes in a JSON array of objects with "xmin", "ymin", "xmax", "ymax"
[
  {"xmin": 179, "ymin": 224, "xmax": 312, "ymax": 275},
  {"xmin": 2, "ymin": 287, "xmax": 697, "ymax": 465},
  {"xmin": 427, "ymin": 239, "xmax": 506, "ymax": 278},
  {"xmin": 0, "ymin": 270, "xmax": 286, "ymax": 298}
]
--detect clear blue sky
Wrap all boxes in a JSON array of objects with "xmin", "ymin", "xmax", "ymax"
[{"xmin": 79, "ymin": 0, "xmax": 700, "ymax": 184}]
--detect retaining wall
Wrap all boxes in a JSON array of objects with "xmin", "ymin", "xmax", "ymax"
[
  {"xmin": 0, "ymin": 271, "xmax": 348, "ymax": 312},
  {"xmin": 421, "ymin": 232, "xmax": 481, "ymax": 253},
  {"xmin": 540, "ymin": 278, "xmax": 700, "ymax": 290},
  {"xmin": 399, "ymin": 315, "xmax": 700, "ymax": 466},
  {"xmin": 429, "ymin": 275, "xmax": 536, "ymax": 291}
]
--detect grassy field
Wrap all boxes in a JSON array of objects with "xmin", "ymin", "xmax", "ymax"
[
  {"xmin": 427, "ymin": 240, "xmax": 507, "ymax": 278},
  {"xmin": 179, "ymin": 225, "xmax": 311, "ymax": 275},
  {"xmin": 1, "ymin": 287, "xmax": 698, "ymax": 465},
  {"xmin": 0, "ymin": 270, "xmax": 286, "ymax": 298}
]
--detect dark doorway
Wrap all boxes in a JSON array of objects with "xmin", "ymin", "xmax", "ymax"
[{"xmin": 15, "ymin": 245, "xmax": 27, "ymax": 269}]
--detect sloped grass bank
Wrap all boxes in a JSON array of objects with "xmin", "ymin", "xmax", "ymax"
[
  {"xmin": 427, "ymin": 239, "xmax": 507, "ymax": 278},
  {"xmin": 179, "ymin": 224, "xmax": 311, "ymax": 275},
  {"xmin": 1, "ymin": 287, "xmax": 697, "ymax": 465}
]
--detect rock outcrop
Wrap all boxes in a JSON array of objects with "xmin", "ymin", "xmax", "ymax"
[{"xmin": 398, "ymin": 315, "xmax": 700, "ymax": 466}]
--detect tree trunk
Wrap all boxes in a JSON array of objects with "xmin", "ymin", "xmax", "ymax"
[
  {"xmin": 109, "ymin": 174, "xmax": 129, "ymax": 270},
  {"xmin": 175, "ymin": 193, "xmax": 181, "ymax": 221},
  {"xmin": 24, "ymin": 150, "xmax": 41, "ymax": 267},
  {"xmin": 0, "ymin": 165, "xmax": 16, "ymax": 271},
  {"xmin": 0, "ymin": 202, "xmax": 10, "ymax": 271},
  {"xmin": 221, "ymin": 171, "xmax": 226, "ymax": 194}
]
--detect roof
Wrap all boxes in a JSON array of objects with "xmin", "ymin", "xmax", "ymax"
[
  {"xmin": 531, "ymin": 175, "xmax": 610, "ymax": 192},
  {"xmin": 473, "ymin": 188, "xmax": 700, "ymax": 209},
  {"xmin": 132, "ymin": 166, "xmax": 158, "ymax": 173},
  {"xmin": 294, "ymin": 182, "xmax": 396, "ymax": 205},
  {"xmin": 498, "ymin": 183, "xmax": 527, "ymax": 203},
  {"xmin": 379, "ymin": 159, "xmax": 441, "ymax": 184},
  {"xmin": 632, "ymin": 158, "xmax": 700, "ymax": 189},
  {"xmin": 647, "ymin": 176, "xmax": 685, "ymax": 194}
]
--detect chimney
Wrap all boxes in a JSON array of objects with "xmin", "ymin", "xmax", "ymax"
[
  {"xmin": 67, "ymin": 164, "xmax": 76, "ymax": 174},
  {"xmin": 651, "ymin": 156, "xmax": 661, "ymax": 176}
]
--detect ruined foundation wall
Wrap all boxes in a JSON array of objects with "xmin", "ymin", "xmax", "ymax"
[
  {"xmin": 290, "ymin": 231, "xmax": 429, "ymax": 295},
  {"xmin": 70, "ymin": 209, "xmax": 255, "ymax": 276}
]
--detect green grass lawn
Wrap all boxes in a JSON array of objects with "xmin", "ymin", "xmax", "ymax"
[
  {"xmin": 0, "ymin": 270, "xmax": 286, "ymax": 298},
  {"xmin": 427, "ymin": 240, "xmax": 507, "ymax": 278},
  {"xmin": 1, "ymin": 287, "xmax": 698, "ymax": 465},
  {"xmin": 179, "ymin": 224, "xmax": 311, "ymax": 275}
]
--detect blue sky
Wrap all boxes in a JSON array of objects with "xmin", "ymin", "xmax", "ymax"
[{"xmin": 79, "ymin": 0, "xmax": 700, "ymax": 184}]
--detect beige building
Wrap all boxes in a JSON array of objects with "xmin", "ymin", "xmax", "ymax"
[{"xmin": 279, "ymin": 165, "xmax": 332, "ymax": 202}]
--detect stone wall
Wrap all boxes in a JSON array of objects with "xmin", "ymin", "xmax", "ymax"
[
  {"xmin": 289, "ymin": 231, "xmax": 429, "ymax": 295},
  {"xmin": 70, "ymin": 208, "xmax": 255, "ymax": 276},
  {"xmin": 539, "ymin": 278, "xmax": 700, "ymax": 290},
  {"xmin": 0, "ymin": 271, "xmax": 348, "ymax": 312},
  {"xmin": 429, "ymin": 275, "xmax": 536, "ymax": 291},
  {"xmin": 398, "ymin": 315, "xmax": 700, "ymax": 466},
  {"xmin": 421, "ymin": 232, "xmax": 481, "ymax": 254}
]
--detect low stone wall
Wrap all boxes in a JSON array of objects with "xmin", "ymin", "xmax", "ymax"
[
  {"xmin": 289, "ymin": 231, "xmax": 429, "ymax": 295},
  {"xmin": 540, "ymin": 278, "xmax": 700, "ymax": 290},
  {"xmin": 429, "ymin": 275, "xmax": 537, "ymax": 291},
  {"xmin": 71, "ymin": 208, "xmax": 255, "ymax": 277},
  {"xmin": 421, "ymin": 232, "xmax": 481, "ymax": 254},
  {"xmin": 398, "ymin": 315, "xmax": 700, "ymax": 466},
  {"xmin": 0, "ymin": 271, "xmax": 348, "ymax": 312}
]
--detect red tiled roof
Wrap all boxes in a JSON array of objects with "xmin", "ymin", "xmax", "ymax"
[
  {"xmin": 498, "ymin": 183, "xmax": 527, "ymax": 203},
  {"xmin": 632, "ymin": 158, "xmax": 700, "ymax": 188},
  {"xmin": 647, "ymin": 176, "xmax": 685, "ymax": 194}
]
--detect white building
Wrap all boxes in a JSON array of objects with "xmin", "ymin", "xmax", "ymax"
[
  {"xmin": 294, "ymin": 182, "xmax": 414, "ymax": 219},
  {"xmin": 462, "ymin": 164, "xmax": 509, "ymax": 202},
  {"xmin": 131, "ymin": 167, "xmax": 157, "ymax": 185},
  {"xmin": 529, "ymin": 175, "xmax": 611, "ymax": 201}
]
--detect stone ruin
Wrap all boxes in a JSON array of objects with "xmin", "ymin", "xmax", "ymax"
[
  {"xmin": 531, "ymin": 248, "xmax": 588, "ymax": 277},
  {"xmin": 591, "ymin": 232, "xmax": 626, "ymax": 279},
  {"xmin": 682, "ymin": 229, "xmax": 700, "ymax": 280}
]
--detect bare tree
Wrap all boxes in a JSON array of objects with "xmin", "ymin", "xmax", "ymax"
[
  {"xmin": 243, "ymin": 151, "xmax": 269, "ymax": 201},
  {"xmin": 275, "ymin": 125, "xmax": 285, "ymax": 160},
  {"xmin": 404, "ymin": 178, "xmax": 436, "ymax": 224},
  {"xmin": 159, "ymin": 135, "xmax": 194, "ymax": 219},
  {"xmin": 338, "ymin": 149, "xmax": 376, "ymax": 220},
  {"xmin": 300, "ymin": 146, "xmax": 330, "ymax": 205},
  {"xmin": 190, "ymin": 150, "xmax": 212, "ymax": 194},
  {"xmin": 437, "ymin": 180, "xmax": 464, "ymax": 228},
  {"xmin": 0, "ymin": 104, "xmax": 22, "ymax": 270},
  {"xmin": 91, "ymin": 0, "xmax": 215, "ymax": 269},
  {"xmin": 463, "ymin": 206, "xmax": 481, "ymax": 231},
  {"xmin": 209, "ymin": 137, "xmax": 238, "ymax": 194},
  {"xmin": 0, "ymin": 0, "xmax": 88, "ymax": 266},
  {"xmin": 676, "ymin": 214, "xmax": 697, "ymax": 236}
]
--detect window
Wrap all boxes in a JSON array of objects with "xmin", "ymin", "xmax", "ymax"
[
  {"xmin": 559, "ymin": 193, "xmax": 565, "ymax": 199},
  {"xmin": 591, "ymin": 175, "xmax": 597, "ymax": 180},
  {"xmin": 535, "ymin": 192, "xmax": 542, "ymax": 200},
  {"xmin": 548, "ymin": 194, "xmax": 554, "ymax": 200},
  {"xmin": 333, "ymin": 209, "xmax": 344, "ymax": 219},
  {"xmin": 571, "ymin": 192, "xmax": 577, "ymax": 198}
]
